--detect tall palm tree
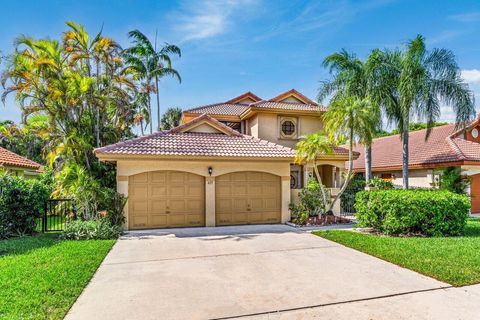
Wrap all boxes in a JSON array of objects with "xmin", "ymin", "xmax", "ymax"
[
  {"xmin": 318, "ymin": 49, "xmax": 381, "ymax": 183},
  {"xmin": 123, "ymin": 30, "xmax": 181, "ymax": 134},
  {"xmin": 323, "ymin": 96, "xmax": 378, "ymax": 212},
  {"xmin": 160, "ymin": 107, "xmax": 183, "ymax": 130},
  {"xmin": 295, "ymin": 132, "xmax": 333, "ymax": 211},
  {"xmin": 368, "ymin": 35, "xmax": 475, "ymax": 189}
]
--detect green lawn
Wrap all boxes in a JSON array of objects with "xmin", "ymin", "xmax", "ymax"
[
  {"xmin": 314, "ymin": 218, "xmax": 480, "ymax": 287},
  {"xmin": 0, "ymin": 233, "xmax": 115, "ymax": 320}
]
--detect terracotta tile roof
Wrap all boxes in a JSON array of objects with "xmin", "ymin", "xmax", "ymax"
[
  {"xmin": 96, "ymin": 114, "xmax": 295, "ymax": 159},
  {"xmin": 170, "ymin": 113, "xmax": 243, "ymax": 137},
  {"xmin": 269, "ymin": 89, "xmax": 318, "ymax": 105},
  {"xmin": 184, "ymin": 90, "xmax": 327, "ymax": 116},
  {"xmin": 251, "ymin": 100, "xmax": 328, "ymax": 112},
  {"xmin": 351, "ymin": 123, "xmax": 480, "ymax": 170},
  {"xmin": 184, "ymin": 103, "xmax": 250, "ymax": 116},
  {"xmin": 96, "ymin": 114, "xmax": 351, "ymax": 159},
  {"xmin": 225, "ymin": 91, "xmax": 262, "ymax": 104},
  {"xmin": 0, "ymin": 147, "xmax": 42, "ymax": 170},
  {"xmin": 95, "ymin": 132, "xmax": 295, "ymax": 158}
]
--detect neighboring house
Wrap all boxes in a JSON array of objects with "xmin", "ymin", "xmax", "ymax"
[
  {"xmin": 0, "ymin": 146, "xmax": 42, "ymax": 178},
  {"xmin": 96, "ymin": 89, "xmax": 354, "ymax": 230},
  {"xmin": 351, "ymin": 117, "xmax": 480, "ymax": 213}
]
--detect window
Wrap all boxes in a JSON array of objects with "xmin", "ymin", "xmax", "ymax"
[
  {"xmin": 290, "ymin": 165, "xmax": 302, "ymax": 189},
  {"xmin": 279, "ymin": 117, "xmax": 297, "ymax": 138},
  {"xmin": 281, "ymin": 120, "xmax": 295, "ymax": 136}
]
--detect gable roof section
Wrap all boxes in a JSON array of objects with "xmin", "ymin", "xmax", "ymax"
[
  {"xmin": 248, "ymin": 100, "xmax": 327, "ymax": 112},
  {"xmin": 0, "ymin": 147, "xmax": 42, "ymax": 170},
  {"xmin": 170, "ymin": 113, "xmax": 242, "ymax": 136},
  {"xmin": 183, "ymin": 89, "xmax": 326, "ymax": 118},
  {"xmin": 225, "ymin": 91, "xmax": 262, "ymax": 104},
  {"xmin": 351, "ymin": 121, "xmax": 480, "ymax": 171},
  {"xmin": 95, "ymin": 114, "xmax": 295, "ymax": 159},
  {"xmin": 269, "ymin": 89, "xmax": 318, "ymax": 105}
]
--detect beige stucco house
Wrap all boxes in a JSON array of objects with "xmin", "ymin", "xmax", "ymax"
[
  {"xmin": 351, "ymin": 116, "xmax": 480, "ymax": 213},
  {"xmin": 96, "ymin": 89, "xmax": 353, "ymax": 230}
]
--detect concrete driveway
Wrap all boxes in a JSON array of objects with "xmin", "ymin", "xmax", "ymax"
[{"xmin": 66, "ymin": 225, "xmax": 479, "ymax": 320}]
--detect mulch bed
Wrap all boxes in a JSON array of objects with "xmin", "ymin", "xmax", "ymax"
[{"xmin": 304, "ymin": 215, "xmax": 352, "ymax": 226}]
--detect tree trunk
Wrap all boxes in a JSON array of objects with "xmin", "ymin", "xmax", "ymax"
[
  {"xmin": 328, "ymin": 128, "xmax": 354, "ymax": 213},
  {"xmin": 140, "ymin": 118, "xmax": 144, "ymax": 136},
  {"xmin": 148, "ymin": 95, "xmax": 153, "ymax": 134},
  {"xmin": 365, "ymin": 144, "xmax": 372, "ymax": 183},
  {"xmin": 312, "ymin": 162, "xmax": 329, "ymax": 213},
  {"xmin": 155, "ymin": 76, "xmax": 160, "ymax": 131},
  {"xmin": 402, "ymin": 128, "xmax": 409, "ymax": 189}
]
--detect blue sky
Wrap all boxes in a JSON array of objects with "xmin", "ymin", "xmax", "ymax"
[{"xmin": 1, "ymin": 0, "xmax": 480, "ymax": 127}]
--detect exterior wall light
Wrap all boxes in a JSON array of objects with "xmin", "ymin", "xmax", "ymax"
[{"xmin": 208, "ymin": 167, "xmax": 213, "ymax": 176}]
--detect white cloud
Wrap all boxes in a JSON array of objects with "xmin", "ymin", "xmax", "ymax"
[
  {"xmin": 172, "ymin": 0, "xmax": 257, "ymax": 42},
  {"xmin": 461, "ymin": 69, "xmax": 480, "ymax": 83},
  {"xmin": 448, "ymin": 12, "xmax": 480, "ymax": 23}
]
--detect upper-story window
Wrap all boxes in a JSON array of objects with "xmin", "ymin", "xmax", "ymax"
[{"xmin": 279, "ymin": 117, "xmax": 298, "ymax": 139}]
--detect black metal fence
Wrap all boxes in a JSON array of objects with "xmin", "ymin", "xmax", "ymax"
[
  {"xmin": 42, "ymin": 199, "xmax": 76, "ymax": 232},
  {"xmin": 340, "ymin": 184, "xmax": 364, "ymax": 216}
]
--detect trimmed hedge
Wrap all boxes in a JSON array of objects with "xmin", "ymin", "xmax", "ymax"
[
  {"xmin": 0, "ymin": 173, "xmax": 53, "ymax": 238},
  {"xmin": 355, "ymin": 189, "xmax": 470, "ymax": 236}
]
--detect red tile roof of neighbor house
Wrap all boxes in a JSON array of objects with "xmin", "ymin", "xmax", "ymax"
[
  {"xmin": 351, "ymin": 121, "xmax": 480, "ymax": 171},
  {"xmin": 184, "ymin": 89, "xmax": 327, "ymax": 116},
  {"xmin": 0, "ymin": 147, "xmax": 42, "ymax": 170},
  {"xmin": 96, "ymin": 114, "xmax": 352, "ymax": 159}
]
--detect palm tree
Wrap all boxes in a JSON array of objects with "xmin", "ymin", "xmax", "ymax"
[
  {"xmin": 318, "ymin": 49, "xmax": 381, "ymax": 183},
  {"xmin": 295, "ymin": 132, "xmax": 332, "ymax": 211},
  {"xmin": 160, "ymin": 107, "xmax": 182, "ymax": 130},
  {"xmin": 368, "ymin": 35, "xmax": 475, "ymax": 188},
  {"xmin": 123, "ymin": 30, "xmax": 181, "ymax": 134},
  {"xmin": 323, "ymin": 96, "xmax": 378, "ymax": 212}
]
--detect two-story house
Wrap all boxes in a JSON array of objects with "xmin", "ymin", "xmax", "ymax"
[{"xmin": 96, "ymin": 89, "xmax": 352, "ymax": 230}]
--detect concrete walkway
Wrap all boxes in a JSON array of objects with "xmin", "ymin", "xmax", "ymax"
[{"xmin": 65, "ymin": 225, "xmax": 479, "ymax": 320}]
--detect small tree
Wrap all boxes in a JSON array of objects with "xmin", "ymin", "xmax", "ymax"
[
  {"xmin": 323, "ymin": 96, "xmax": 378, "ymax": 213},
  {"xmin": 295, "ymin": 132, "xmax": 332, "ymax": 211}
]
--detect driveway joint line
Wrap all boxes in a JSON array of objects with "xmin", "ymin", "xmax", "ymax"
[
  {"xmin": 209, "ymin": 286, "xmax": 453, "ymax": 320},
  {"xmin": 103, "ymin": 245, "xmax": 337, "ymax": 266}
]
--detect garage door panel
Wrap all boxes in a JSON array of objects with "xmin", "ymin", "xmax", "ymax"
[
  {"xmin": 132, "ymin": 216, "xmax": 148, "ymax": 228},
  {"xmin": 232, "ymin": 184, "xmax": 248, "ymax": 195},
  {"xmin": 130, "ymin": 185, "xmax": 148, "ymax": 199},
  {"xmin": 216, "ymin": 171, "xmax": 281, "ymax": 226},
  {"xmin": 150, "ymin": 200, "xmax": 167, "ymax": 214},
  {"xmin": 187, "ymin": 185, "xmax": 204, "ymax": 197},
  {"xmin": 150, "ymin": 215, "xmax": 168, "ymax": 226},
  {"xmin": 129, "ymin": 171, "xmax": 205, "ymax": 229},
  {"xmin": 131, "ymin": 200, "xmax": 148, "ymax": 213},
  {"xmin": 132, "ymin": 173, "xmax": 148, "ymax": 183},
  {"xmin": 151, "ymin": 171, "xmax": 167, "ymax": 183},
  {"xmin": 233, "ymin": 199, "xmax": 248, "ymax": 212},
  {"xmin": 150, "ymin": 185, "xmax": 167, "ymax": 198}
]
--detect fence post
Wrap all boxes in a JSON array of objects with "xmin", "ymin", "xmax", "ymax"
[
  {"xmin": 42, "ymin": 200, "xmax": 47, "ymax": 233},
  {"xmin": 72, "ymin": 200, "xmax": 77, "ymax": 220}
]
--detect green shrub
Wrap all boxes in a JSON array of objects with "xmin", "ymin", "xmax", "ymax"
[
  {"xmin": 368, "ymin": 177, "xmax": 394, "ymax": 189},
  {"xmin": 0, "ymin": 172, "xmax": 53, "ymax": 238},
  {"xmin": 439, "ymin": 167, "xmax": 469, "ymax": 194},
  {"xmin": 289, "ymin": 203, "xmax": 309, "ymax": 225},
  {"xmin": 60, "ymin": 219, "xmax": 122, "ymax": 240},
  {"xmin": 299, "ymin": 179, "xmax": 327, "ymax": 216},
  {"xmin": 355, "ymin": 189, "xmax": 469, "ymax": 236}
]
